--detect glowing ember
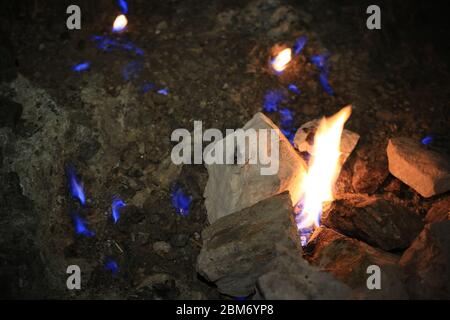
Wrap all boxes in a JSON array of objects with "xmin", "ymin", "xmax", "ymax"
[
  {"xmin": 112, "ymin": 14, "xmax": 128, "ymax": 33},
  {"xmin": 271, "ymin": 48, "xmax": 292, "ymax": 73},
  {"xmin": 295, "ymin": 106, "xmax": 352, "ymax": 245}
]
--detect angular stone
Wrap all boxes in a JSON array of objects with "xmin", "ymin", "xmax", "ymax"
[
  {"xmin": 322, "ymin": 194, "xmax": 424, "ymax": 251},
  {"xmin": 400, "ymin": 221, "xmax": 450, "ymax": 299},
  {"xmin": 351, "ymin": 155, "xmax": 389, "ymax": 194},
  {"xmin": 425, "ymin": 197, "xmax": 450, "ymax": 224},
  {"xmin": 387, "ymin": 137, "xmax": 450, "ymax": 197},
  {"xmin": 306, "ymin": 227, "xmax": 408, "ymax": 299},
  {"xmin": 256, "ymin": 244, "xmax": 352, "ymax": 300},
  {"xmin": 197, "ymin": 192, "xmax": 299, "ymax": 297},
  {"xmin": 204, "ymin": 112, "xmax": 307, "ymax": 224},
  {"xmin": 293, "ymin": 118, "xmax": 360, "ymax": 167}
]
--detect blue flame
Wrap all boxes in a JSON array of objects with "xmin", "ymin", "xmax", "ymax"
[
  {"xmin": 263, "ymin": 90, "xmax": 285, "ymax": 113},
  {"xmin": 310, "ymin": 53, "xmax": 330, "ymax": 72},
  {"xmin": 92, "ymin": 36, "xmax": 144, "ymax": 56},
  {"xmin": 288, "ymin": 84, "xmax": 301, "ymax": 95},
  {"xmin": 72, "ymin": 213, "xmax": 95, "ymax": 237},
  {"xmin": 122, "ymin": 61, "xmax": 143, "ymax": 81},
  {"xmin": 318, "ymin": 72, "xmax": 334, "ymax": 96},
  {"xmin": 117, "ymin": 0, "xmax": 128, "ymax": 14},
  {"xmin": 111, "ymin": 197, "xmax": 126, "ymax": 224},
  {"xmin": 278, "ymin": 108, "xmax": 296, "ymax": 145},
  {"xmin": 171, "ymin": 186, "xmax": 192, "ymax": 216},
  {"xmin": 157, "ymin": 88, "xmax": 169, "ymax": 96},
  {"xmin": 72, "ymin": 62, "xmax": 91, "ymax": 72},
  {"xmin": 66, "ymin": 165, "xmax": 86, "ymax": 206},
  {"xmin": 293, "ymin": 36, "xmax": 308, "ymax": 56},
  {"xmin": 141, "ymin": 82, "xmax": 156, "ymax": 94},
  {"xmin": 421, "ymin": 135, "xmax": 433, "ymax": 145},
  {"xmin": 105, "ymin": 259, "xmax": 119, "ymax": 276}
]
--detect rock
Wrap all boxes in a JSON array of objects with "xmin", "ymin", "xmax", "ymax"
[
  {"xmin": 351, "ymin": 153, "xmax": 389, "ymax": 194},
  {"xmin": 293, "ymin": 118, "xmax": 360, "ymax": 167},
  {"xmin": 425, "ymin": 197, "xmax": 450, "ymax": 224},
  {"xmin": 0, "ymin": 97, "xmax": 22, "ymax": 128},
  {"xmin": 322, "ymin": 194, "xmax": 424, "ymax": 251},
  {"xmin": 387, "ymin": 137, "xmax": 450, "ymax": 197},
  {"xmin": 147, "ymin": 155, "xmax": 183, "ymax": 190},
  {"xmin": 400, "ymin": 221, "xmax": 450, "ymax": 299},
  {"xmin": 306, "ymin": 227, "xmax": 408, "ymax": 299},
  {"xmin": 153, "ymin": 241, "xmax": 172, "ymax": 256},
  {"xmin": 204, "ymin": 112, "xmax": 307, "ymax": 224},
  {"xmin": 170, "ymin": 234, "xmax": 189, "ymax": 248},
  {"xmin": 197, "ymin": 192, "xmax": 299, "ymax": 297},
  {"xmin": 256, "ymin": 244, "xmax": 352, "ymax": 299}
]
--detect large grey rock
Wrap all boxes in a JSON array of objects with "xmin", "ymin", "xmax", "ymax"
[
  {"xmin": 306, "ymin": 226, "xmax": 408, "ymax": 299},
  {"xmin": 293, "ymin": 118, "xmax": 359, "ymax": 167},
  {"xmin": 197, "ymin": 192, "xmax": 299, "ymax": 297},
  {"xmin": 256, "ymin": 244, "xmax": 352, "ymax": 300},
  {"xmin": 204, "ymin": 112, "xmax": 307, "ymax": 224},
  {"xmin": 322, "ymin": 194, "xmax": 424, "ymax": 251},
  {"xmin": 400, "ymin": 221, "xmax": 450, "ymax": 299},
  {"xmin": 387, "ymin": 137, "xmax": 450, "ymax": 197}
]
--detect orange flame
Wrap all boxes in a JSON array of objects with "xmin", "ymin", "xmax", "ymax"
[
  {"xmin": 296, "ymin": 105, "xmax": 352, "ymax": 231},
  {"xmin": 113, "ymin": 14, "xmax": 128, "ymax": 33},
  {"xmin": 271, "ymin": 48, "xmax": 292, "ymax": 73}
]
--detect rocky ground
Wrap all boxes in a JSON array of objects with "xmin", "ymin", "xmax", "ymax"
[{"xmin": 0, "ymin": 0, "xmax": 449, "ymax": 299}]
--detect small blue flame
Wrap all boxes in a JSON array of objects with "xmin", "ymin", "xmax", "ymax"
[
  {"xmin": 111, "ymin": 197, "xmax": 126, "ymax": 224},
  {"xmin": 279, "ymin": 108, "xmax": 296, "ymax": 145},
  {"xmin": 157, "ymin": 88, "xmax": 169, "ymax": 96},
  {"xmin": 66, "ymin": 165, "xmax": 86, "ymax": 206},
  {"xmin": 171, "ymin": 186, "xmax": 192, "ymax": 216},
  {"xmin": 288, "ymin": 84, "xmax": 301, "ymax": 95},
  {"xmin": 141, "ymin": 82, "xmax": 156, "ymax": 94},
  {"xmin": 72, "ymin": 62, "xmax": 91, "ymax": 72},
  {"xmin": 122, "ymin": 61, "xmax": 143, "ymax": 82},
  {"xmin": 318, "ymin": 72, "xmax": 334, "ymax": 96},
  {"xmin": 310, "ymin": 53, "xmax": 330, "ymax": 72},
  {"xmin": 263, "ymin": 90, "xmax": 285, "ymax": 113},
  {"xmin": 293, "ymin": 36, "xmax": 308, "ymax": 56},
  {"xmin": 117, "ymin": 0, "xmax": 128, "ymax": 14},
  {"xmin": 72, "ymin": 213, "xmax": 95, "ymax": 237},
  {"xmin": 92, "ymin": 36, "xmax": 144, "ymax": 56},
  {"xmin": 105, "ymin": 259, "xmax": 119, "ymax": 276},
  {"xmin": 421, "ymin": 135, "xmax": 433, "ymax": 145}
]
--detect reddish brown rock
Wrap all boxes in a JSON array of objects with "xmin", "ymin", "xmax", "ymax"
[
  {"xmin": 425, "ymin": 197, "xmax": 450, "ymax": 224},
  {"xmin": 306, "ymin": 227, "xmax": 408, "ymax": 299},
  {"xmin": 322, "ymin": 194, "xmax": 424, "ymax": 251},
  {"xmin": 387, "ymin": 137, "xmax": 450, "ymax": 198},
  {"xmin": 400, "ymin": 221, "xmax": 450, "ymax": 299},
  {"xmin": 351, "ymin": 154, "xmax": 389, "ymax": 194}
]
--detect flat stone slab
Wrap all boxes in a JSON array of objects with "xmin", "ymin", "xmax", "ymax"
[
  {"xmin": 256, "ymin": 244, "xmax": 352, "ymax": 300},
  {"xmin": 204, "ymin": 112, "xmax": 307, "ymax": 224},
  {"xmin": 387, "ymin": 137, "xmax": 450, "ymax": 198},
  {"xmin": 400, "ymin": 221, "xmax": 450, "ymax": 299},
  {"xmin": 305, "ymin": 226, "xmax": 408, "ymax": 299},
  {"xmin": 322, "ymin": 194, "xmax": 424, "ymax": 251},
  {"xmin": 197, "ymin": 192, "xmax": 299, "ymax": 297}
]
